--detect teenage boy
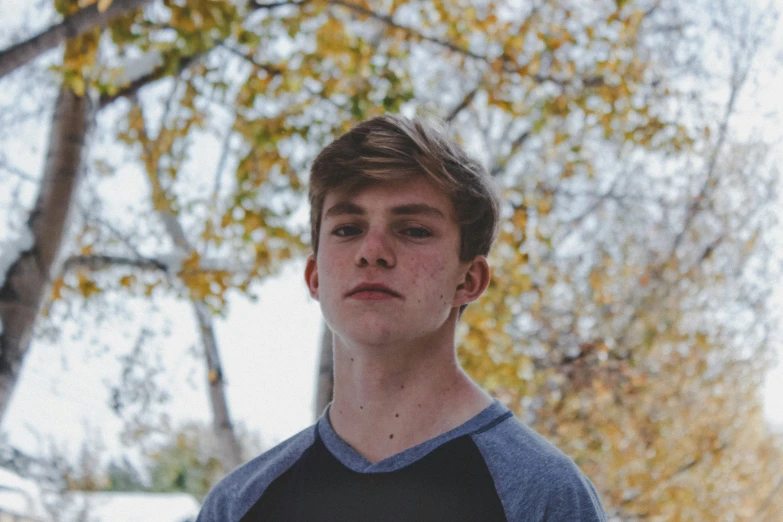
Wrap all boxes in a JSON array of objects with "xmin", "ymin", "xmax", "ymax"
[{"xmin": 197, "ymin": 115, "xmax": 607, "ymax": 521}]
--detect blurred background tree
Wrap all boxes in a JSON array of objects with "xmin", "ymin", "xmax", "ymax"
[{"xmin": 0, "ymin": 0, "xmax": 782, "ymax": 519}]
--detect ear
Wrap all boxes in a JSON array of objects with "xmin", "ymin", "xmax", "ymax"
[
  {"xmin": 454, "ymin": 255, "xmax": 490, "ymax": 307},
  {"xmin": 304, "ymin": 254, "xmax": 319, "ymax": 300}
]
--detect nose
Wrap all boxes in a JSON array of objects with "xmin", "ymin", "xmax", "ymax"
[{"xmin": 355, "ymin": 229, "xmax": 396, "ymax": 268}]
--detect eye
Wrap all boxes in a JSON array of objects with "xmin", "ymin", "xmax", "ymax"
[
  {"xmin": 333, "ymin": 225, "xmax": 362, "ymax": 237},
  {"xmin": 402, "ymin": 227, "xmax": 432, "ymax": 239}
]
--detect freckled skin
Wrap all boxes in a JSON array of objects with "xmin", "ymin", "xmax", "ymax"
[
  {"xmin": 305, "ymin": 178, "xmax": 469, "ymax": 351},
  {"xmin": 303, "ymin": 176, "xmax": 493, "ymax": 463}
]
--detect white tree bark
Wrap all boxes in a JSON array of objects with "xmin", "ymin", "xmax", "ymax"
[
  {"xmin": 0, "ymin": 87, "xmax": 88, "ymax": 419},
  {"xmin": 193, "ymin": 300, "xmax": 244, "ymax": 472},
  {"xmin": 0, "ymin": 1, "xmax": 245, "ymax": 466},
  {"xmin": 146, "ymin": 147, "xmax": 245, "ymax": 473}
]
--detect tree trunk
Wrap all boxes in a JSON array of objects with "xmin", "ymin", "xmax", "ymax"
[
  {"xmin": 192, "ymin": 301, "xmax": 243, "ymax": 472},
  {"xmin": 0, "ymin": 86, "xmax": 88, "ymax": 420},
  {"xmin": 154, "ymin": 203, "xmax": 244, "ymax": 474},
  {"xmin": 314, "ymin": 320, "xmax": 334, "ymax": 421},
  {"xmin": 0, "ymin": 0, "xmax": 153, "ymax": 80}
]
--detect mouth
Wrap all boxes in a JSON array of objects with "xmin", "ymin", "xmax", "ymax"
[{"xmin": 346, "ymin": 284, "xmax": 402, "ymax": 300}]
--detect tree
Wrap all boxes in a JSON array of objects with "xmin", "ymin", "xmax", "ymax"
[
  {"xmin": 105, "ymin": 457, "xmax": 146, "ymax": 492},
  {"xmin": 449, "ymin": 1, "xmax": 783, "ymax": 519},
  {"xmin": 1, "ymin": 0, "xmax": 417, "ymax": 473},
  {"xmin": 144, "ymin": 421, "xmax": 264, "ymax": 501},
  {"xmin": 306, "ymin": 0, "xmax": 783, "ymax": 518},
  {"xmin": 0, "ymin": 85, "xmax": 89, "ymax": 425},
  {"xmin": 2, "ymin": 0, "xmax": 781, "ymax": 518},
  {"xmin": 0, "ymin": 0, "xmax": 154, "ymax": 80}
]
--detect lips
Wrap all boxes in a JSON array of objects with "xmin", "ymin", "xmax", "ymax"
[{"xmin": 346, "ymin": 283, "xmax": 402, "ymax": 298}]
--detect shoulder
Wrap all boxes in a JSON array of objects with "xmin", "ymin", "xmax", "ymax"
[
  {"xmin": 196, "ymin": 424, "xmax": 317, "ymax": 522},
  {"xmin": 471, "ymin": 414, "xmax": 606, "ymax": 522}
]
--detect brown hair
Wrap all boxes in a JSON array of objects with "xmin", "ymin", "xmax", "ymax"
[{"xmin": 308, "ymin": 115, "xmax": 501, "ymax": 264}]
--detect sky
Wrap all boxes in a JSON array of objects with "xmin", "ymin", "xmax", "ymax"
[
  {"xmin": 3, "ymin": 261, "xmax": 324, "ymax": 457},
  {"xmin": 0, "ymin": 0, "xmax": 781, "ymax": 479}
]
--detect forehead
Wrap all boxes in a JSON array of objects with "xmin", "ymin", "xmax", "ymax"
[{"xmin": 321, "ymin": 177, "xmax": 455, "ymax": 220}]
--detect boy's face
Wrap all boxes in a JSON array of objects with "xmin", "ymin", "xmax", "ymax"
[{"xmin": 305, "ymin": 177, "xmax": 488, "ymax": 349}]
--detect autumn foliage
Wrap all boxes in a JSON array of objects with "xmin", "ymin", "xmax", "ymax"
[{"xmin": 2, "ymin": 0, "xmax": 781, "ymax": 519}]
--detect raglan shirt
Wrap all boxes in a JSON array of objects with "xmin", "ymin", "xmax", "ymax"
[{"xmin": 197, "ymin": 399, "xmax": 606, "ymax": 522}]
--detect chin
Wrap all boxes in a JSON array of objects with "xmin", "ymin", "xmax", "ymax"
[
  {"xmin": 327, "ymin": 313, "xmax": 403, "ymax": 346},
  {"xmin": 324, "ymin": 305, "xmax": 449, "ymax": 348},
  {"xmin": 344, "ymin": 321, "xmax": 398, "ymax": 346}
]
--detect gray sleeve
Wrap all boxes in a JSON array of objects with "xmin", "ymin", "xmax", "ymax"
[
  {"xmin": 196, "ymin": 426, "xmax": 316, "ymax": 522},
  {"xmin": 471, "ymin": 417, "xmax": 607, "ymax": 522},
  {"xmin": 539, "ymin": 459, "xmax": 606, "ymax": 522}
]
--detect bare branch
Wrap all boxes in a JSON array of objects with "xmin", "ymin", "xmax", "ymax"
[
  {"xmin": 621, "ymin": 443, "xmax": 729, "ymax": 506},
  {"xmin": 329, "ymin": 0, "xmax": 487, "ymax": 61},
  {"xmin": 249, "ymin": 0, "xmax": 308, "ymax": 9},
  {"xmin": 98, "ymin": 52, "xmax": 203, "ymax": 110},
  {"xmin": 331, "ymin": 0, "xmax": 604, "ymax": 89},
  {"xmin": 78, "ymin": 207, "xmax": 147, "ymax": 261},
  {"xmin": 0, "ymin": 161, "xmax": 38, "ymax": 183},
  {"xmin": 0, "ymin": 0, "xmax": 153, "ymax": 80},
  {"xmin": 217, "ymin": 43, "xmax": 284, "ymax": 76},
  {"xmin": 446, "ymin": 83, "xmax": 481, "ymax": 123},
  {"xmin": 666, "ymin": 4, "xmax": 765, "ymax": 266},
  {"xmin": 63, "ymin": 254, "xmax": 167, "ymax": 273},
  {"xmin": 490, "ymin": 127, "xmax": 531, "ymax": 177}
]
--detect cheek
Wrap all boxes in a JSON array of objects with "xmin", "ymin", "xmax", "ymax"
[{"xmin": 411, "ymin": 255, "xmax": 453, "ymax": 301}]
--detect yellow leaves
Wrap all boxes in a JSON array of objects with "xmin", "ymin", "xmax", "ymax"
[
  {"xmin": 516, "ymin": 356, "xmax": 534, "ymax": 380},
  {"xmin": 510, "ymin": 207, "xmax": 527, "ymax": 232},
  {"xmin": 535, "ymin": 196, "xmax": 552, "ymax": 215},
  {"xmin": 121, "ymin": 105, "xmax": 146, "ymax": 145},
  {"xmin": 553, "ymin": 131, "xmax": 569, "ymax": 147},
  {"xmin": 60, "ymin": 28, "xmax": 101, "ymax": 94},
  {"xmin": 97, "ymin": 0, "xmax": 113, "ymax": 12},
  {"xmin": 486, "ymin": 91, "xmax": 512, "ymax": 112},
  {"xmin": 592, "ymin": 380, "xmax": 613, "ymax": 406},
  {"xmin": 238, "ymin": 72, "xmax": 277, "ymax": 107},
  {"xmin": 316, "ymin": 16, "xmax": 349, "ymax": 53},
  {"xmin": 119, "ymin": 275, "xmax": 136, "ymax": 288},
  {"xmin": 551, "ymin": 94, "xmax": 569, "ymax": 116},
  {"xmin": 77, "ymin": 274, "xmax": 100, "ymax": 298},
  {"xmin": 243, "ymin": 212, "xmax": 265, "ymax": 234},
  {"xmin": 56, "ymin": 0, "xmax": 87, "ymax": 16},
  {"xmin": 589, "ymin": 270, "xmax": 603, "ymax": 293},
  {"xmin": 589, "ymin": 268, "xmax": 615, "ymax": 305},
  {"xmin": 516, "ymin": 273, "xmax": 533, "ymax": 293},
  {"xmin": 182, "ymin": 251, "xmax": 201, "ymax": 273},
  {"xmin": 177, "ymin": 252, "xmax": 233, "ymax": 306},
  {"xmin": 51, "ymin": 277, "xmax": 66, "ymax": 300}
]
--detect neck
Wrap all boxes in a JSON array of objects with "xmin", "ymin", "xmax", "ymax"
[{"xmin": 327, "ymin": 322, "xmax": 493, "ymax": 464}]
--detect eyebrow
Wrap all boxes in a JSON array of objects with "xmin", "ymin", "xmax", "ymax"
[{"xmin": 323, "ymin": 202, "xmax": 446, "ymax": 220}]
